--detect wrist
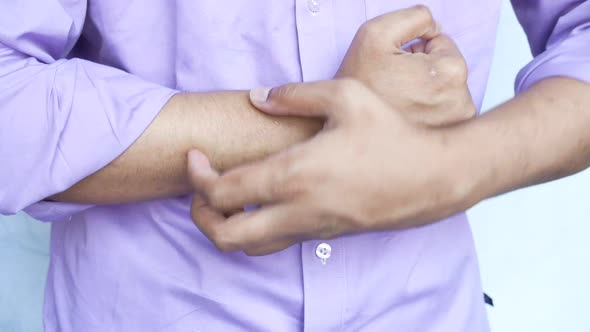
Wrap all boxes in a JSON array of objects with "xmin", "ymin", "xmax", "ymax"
[{"xmin": 433, "ymin": 124, "xmax": 489, "ymax": 213}]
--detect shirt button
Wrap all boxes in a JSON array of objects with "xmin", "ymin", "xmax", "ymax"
[
  {"xmin": 315, "ymin": 242, "xmax": 332, "ymax": 264},
  {"xmin": 307, "ymin": 0, "xmax": 320, "ymax": 14}
]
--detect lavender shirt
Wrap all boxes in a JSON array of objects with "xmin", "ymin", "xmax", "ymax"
[{"xmin": 1, "ymin": 1, "xmax": 589, "ymax": 331}]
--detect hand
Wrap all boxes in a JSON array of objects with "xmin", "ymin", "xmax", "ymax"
[
  {"xmin": 337, "ymin": 5, "xmax": 476, "ymax": 126},
  {"xmin": 188, "ymin": 79, "xmax": 472, "ymax": 255}
]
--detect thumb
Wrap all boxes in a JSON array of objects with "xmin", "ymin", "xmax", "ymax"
[{"xmin": 249, "ymin": 79, "xmax": 364, "ymax": 120}]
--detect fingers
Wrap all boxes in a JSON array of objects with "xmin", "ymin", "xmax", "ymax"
[
  {"xmin": 223, "ymin": 205, "xmax": 304, "ymax": 250},
  {"xmin": 249, "ymin": 79, "xmax": 368, "ymax": 121},
  {"xmin": 363, "ymin": 5, "xmax": 441, "ymax": 48},
  {"xmin": 188, "ymin": 148, "xmax": 290, "ymax": 211},
  {"xmin": 190, "ymin": 194, "xmax": 226, "ymax": 244},
  {"xmin": 245, "ymin": 239, "xmax": 298, "ymax": 256},
  {"xmin": 191, "ymin": 201, "xmax": 303, "ymax": 252},
  {"xmin": 188, "ymin": 149, "xmax": 267, "ymax": 212},
  {"xmin": 425, "ymin": 34, "xmax": 468, "ymax": 83},
  {"xmin": 196, "ymin": 147, "xmax": 308, "ymax": 212},
  {"xmin": 187, "ymin": 150, "xmax": 219, "ymax": 194},
  {"xmin": 424, "ymin": 34, "xmax": 462, "ymax": 57}
]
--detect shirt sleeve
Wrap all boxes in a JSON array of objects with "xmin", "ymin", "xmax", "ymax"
[
  {"xmin": 0, "ymin": 1, "xmax": 177, "ymax": 221},
  {"xmin": 512, "ymin": 0, "xmax": 590, "ymax": 93}
]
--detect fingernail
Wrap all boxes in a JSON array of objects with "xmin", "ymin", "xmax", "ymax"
[
  {"xmin": 249, "ymin": 87, "xmax": 272, "ymax": 105},
  {"xmin": 188, "ymin": 150, "xmax": 211, "ymax": 170}
]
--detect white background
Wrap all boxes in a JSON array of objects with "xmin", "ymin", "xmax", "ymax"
[
  {"xmin": 471, "ymin": 1, "xmax": 590, "ymax": 331},
  {"xmin": 1, "ymin": 1, "xmax": 590, "ymax": 331}
]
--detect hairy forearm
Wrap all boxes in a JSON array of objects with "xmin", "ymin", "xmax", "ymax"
[
  {"xmin": 449, "ymin": 77, "xmax": 590, "ymax": 207},
  {"xmin": 50, "ymin": 91, "xmax": 321, "ymax": 204}
]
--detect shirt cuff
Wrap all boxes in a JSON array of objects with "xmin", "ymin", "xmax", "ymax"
[
  {"xmin": 24, "ymin": 201, "xmax": 93, "ymax": 222},
  {"xmin": 515, "ymin": 32, "xmax": 590, "ymax": 94},
  {"xmin": 23, "ymin": 60, "xmax": 178, "ymax": 222}
]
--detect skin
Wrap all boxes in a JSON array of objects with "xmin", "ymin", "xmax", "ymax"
[
  {"xmin": 50, "ymin": 91, "xmax": 322, "ymax": 204},
  {"xmin": 187, "ymin": 24, "xmax": 590, "ymax": 254},
  {"xmin": 50, "ymin": 6, "xmax": 472, "ymax": 205},
  {"xmin": 334, "ymin": 7, "xmax": 475, "ymax": 126},
  {"xmin": 188, "ymin": 76, "xmax": 590, "ymax": 256}
]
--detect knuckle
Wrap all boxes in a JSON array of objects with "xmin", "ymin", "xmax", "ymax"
[
  {"xmin": 281, "ymin": 175, "xmax": 306, "ymax": 199},
  {"xmin": 211, "ymin": 232, "xmax": 235, "ymax": 252},
  {"xmin": 207, "ymin": 187, "xmax": 226, "ymax": 210},
  {"xmin": 275, "ymin": 155, "xmax": 308, "ymax": 198},
  {"xmin": 357, "ymin": 20, "xmax": 382, "ymax": 44},
  {"xmin": 447, "ymin": 100, "xmax": 476, "ymax": 123},
  {"xmin": 435, "ymin": 56, "xmax": 468, "ymax": 83},
  {"xmin": 436, "ymin": 34, "xmax": 456, "ymax": 48},
  {"xmin": 412, "ymin": 4, "xmax": 434, "ymax": 22},
  {"xmin": 269, "ymin": 179, "xmax": 285, "ymax": 199},
  {"xmin": 273, "ymin": 84, "xmax": 299, "ymax": 101},
  {"xmin": 461, "ymin": 103, "xmax": 477, "ymax": 120}
]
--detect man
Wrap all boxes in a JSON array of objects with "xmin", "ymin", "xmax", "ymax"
[{"xmin": 1, "ymin": 1, "xmax": 589, "ymax": 332}]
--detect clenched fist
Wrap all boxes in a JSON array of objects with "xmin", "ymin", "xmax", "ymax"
[{"xmin": 337, "ymin": 5, "xmax": 476, "ymax": 126}]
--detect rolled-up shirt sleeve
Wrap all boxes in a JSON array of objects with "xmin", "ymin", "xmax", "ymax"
[
  {"xmin": 512, "ymin": 0, "xmax": 590, "ymax": 93},
  {"xmin": 0, "ymin": 1, "xmax": 177, "ymax": 221}
]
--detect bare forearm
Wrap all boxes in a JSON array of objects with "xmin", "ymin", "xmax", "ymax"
[
  {"xmin": 50, "ymin": 91, "xmax": 321, "ymax": 204},
  {"xmin": 449, "ymin": 77, "xmax": 590, "ymax": 207}
]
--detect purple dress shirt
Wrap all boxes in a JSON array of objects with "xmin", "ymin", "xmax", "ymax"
[{"xmin": 1, "ymin": 1, "xmax": 589, "ymax": 331}]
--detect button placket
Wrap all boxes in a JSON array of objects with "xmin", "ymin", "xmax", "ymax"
[
  {"xmin": 295, "ymin": 1, "xmax": 344, "ymax": 328},
  {"xmin": 295, "ymin": 0, "xmax": 338, "ymax": 82},
  {"xmin": 301, "ymin": 239, "xmax": 346, "ymax": 331}
]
